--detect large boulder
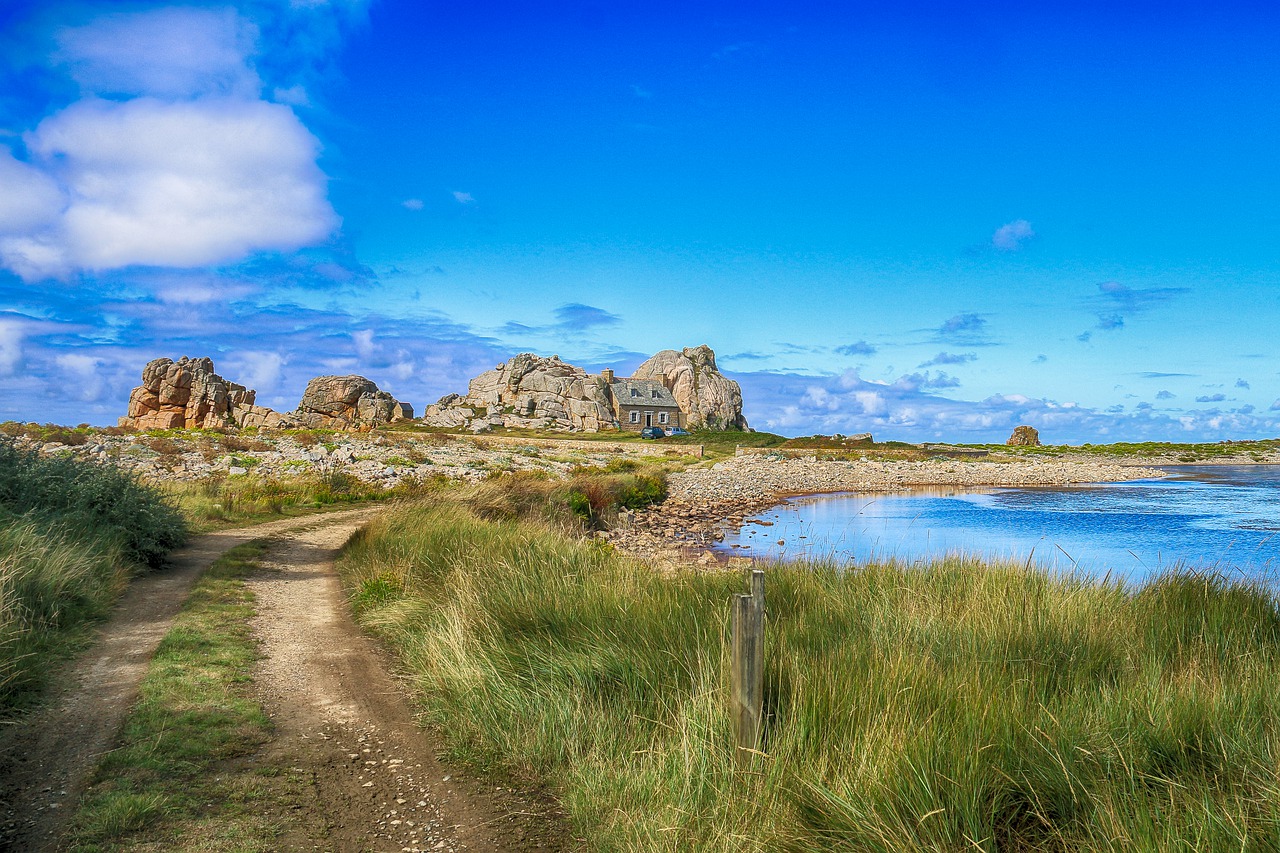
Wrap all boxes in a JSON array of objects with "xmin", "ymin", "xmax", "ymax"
[
  {"xmin": 120, "ymin": 356, "xmax": 258, "ymax": 430},
  {"xmin": 294, "ymin": 375, "xmax": 413, "ymax": 429},
  {"xmin": 422, "ymin": 354, "xmax": 615, "ymax": 432},
  {"xmin": 1007, "ymin": 425, "xmax": 1042, "ymax": 447},
  {"xmin": 631, "ymin": 345, "xmax": 747, "ymax": 430}
]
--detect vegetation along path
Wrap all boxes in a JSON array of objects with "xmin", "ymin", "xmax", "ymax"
[{"xmin": 0, "ymin": 507, "xmax": 561, "ymax": 852}]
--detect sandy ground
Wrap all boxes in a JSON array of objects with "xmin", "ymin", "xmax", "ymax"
[
  {"xmin": 0, "ymin": 508, "xmax": 566, "ymax": 852},
  {"xmin": 246, "ymin": 516, "xmax": 565, "ymax": 851}
]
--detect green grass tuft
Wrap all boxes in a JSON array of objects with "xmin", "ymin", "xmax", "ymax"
[{"xmin": 338, "ymin": 496, "xmax": 1280, "ymax": 851}]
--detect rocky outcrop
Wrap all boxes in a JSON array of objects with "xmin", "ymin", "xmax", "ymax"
[
  {"xmin": 422, "ymin": 354, "xmax": 615, "ymax": 432},
  {"xmin": 292, "ymin": 375, "xmax": 414, "ymax": 430},
  {"xmin": 1007, "ymin": 425, "xmax": 1042, "ymax": 447},
  {"xmin": 631, "ymin": 345, "xmax": 747, "ymax": 430},
  {"xmin": 120, "ymin": 356, "xmax": 260, "ymax": 430},
  {"xmin": 121, "ymin": 358, "xmax": 412, "ymax": 432},
  {"xmin": 422, "ymin": 345, "xmax": 748, "ymax": 434}
]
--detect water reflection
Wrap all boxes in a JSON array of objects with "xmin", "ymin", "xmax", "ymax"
[{"xmin": 715, "ymin": 466, "xmax": 1280, "ymax": 583}]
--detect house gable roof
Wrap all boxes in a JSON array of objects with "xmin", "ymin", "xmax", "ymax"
[{"xmin": 609, "ymin": 379, "xmax": 680, "ymax": 408}]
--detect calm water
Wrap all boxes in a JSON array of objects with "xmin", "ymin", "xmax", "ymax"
[{"xmin": 715, "ymin": 466, "xmax": 1280, "ymax": 583}]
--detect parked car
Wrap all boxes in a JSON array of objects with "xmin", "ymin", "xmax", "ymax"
[
  {"xmin": 640, "ymin": 426, "xmax": 665, "ymax": 439},
  {"xmin": 665, "ymin": 427, "xmax": 691, "ymax": 437}
]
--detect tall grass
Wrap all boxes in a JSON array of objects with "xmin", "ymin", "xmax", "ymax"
[
  {"xmin": 0, "ymin": 440, "xmax": 187, "ymax": 710},
  {"xmin": 338, "ymin": 498, "xmax": 1280, "ymax": 851}
]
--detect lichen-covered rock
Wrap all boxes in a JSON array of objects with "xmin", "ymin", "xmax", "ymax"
[
  {"xmin": 1007, "ymin": 425, "xmax": 1042, "ymax": 446},
  {"xmin": 120, "ymin": 356, "xmax": 258, "ymax": 430},
  {"xmin": 294, "ymin": 375, "xmax": 412, "ymax": 429},
  {"xmin": 631, "ymin": 344, "xmax": 747, "ymax": 430}
]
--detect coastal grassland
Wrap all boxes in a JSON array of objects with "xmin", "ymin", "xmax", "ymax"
[
  {"xmin": 161, "ymin": 468, "xmax": 447, "ymax": 532},
  {"xmin": 0, "ymin": 441, "xmax": 186, "ymax": 711},
  {"xmin": 338, "ymin": 493, "xmax": 1280, "ymax": 851},
  {"xmin": 978, "ymin": 438, "xmax": 1280, "ymax": 463},
  {"xmin": 66, "ymin": 542, "xmax": 298, "ymax": 852}
]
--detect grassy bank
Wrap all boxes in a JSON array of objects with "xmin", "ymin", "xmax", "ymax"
[
  {"xmin": 0, "ymin": 441, "xmax": 186, "ymax": 711},
  {"xmin": 66, "ymin": 542, "xmax": 296, "ymax": 851},
  {"xmin": 338, "ymin": 495, "xmax": 1280, "ymax": 851},
  {"xmin": 162, "ymin": 468, "xmax": 445, "ymax": 532}
]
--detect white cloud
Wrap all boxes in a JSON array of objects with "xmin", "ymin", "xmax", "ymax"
[
  {"xmin": 55, "ymin": 353, "xmax": 106, "ymax": 401},
  {"xmin": 401, "ymin": 198, "xmax": 424, "ymax": 211},
  {"xmin": 224, "ymin": 351, "xmax": 286, "ymax": 394},
  {"xmin": 0, "ymin": 6, "xmax": 338, "ymax": 282},
  {"xmin": 452, "ymin": 191, "xmax": 475, "ymax": 204},
  {"xmin": 54, "ymin": 7, "xmax": 261, "ymax": 99},
  {"xmin": 2, "ymin": 96, "xmax": 336, "ymax": 280},
  {"xmin": 0, "ymin": 320, "xmax": 24, "ymax": 376},
  {"xmin": 0, "ymin": 148, "xmax": 64, "ymax": 232},
  {"xmin": 992, "ymin": 219, "xmax": 1035, "ymax": 251},
  {"xmin": 352, "ymin": 329, "xmax": 376, "ymax": 360}
]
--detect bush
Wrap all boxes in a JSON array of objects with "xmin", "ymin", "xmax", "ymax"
[{"xmin": 0, "ymin": 440, "xmax": 187, "ymax": 569}]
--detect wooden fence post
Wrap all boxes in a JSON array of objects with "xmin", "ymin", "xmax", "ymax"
[{"xmin": 731, "ymin": 569, "xmax": 766, "ymax": 763}]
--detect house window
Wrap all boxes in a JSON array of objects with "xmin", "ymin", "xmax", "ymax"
[
  {"xmin": 631, "ymin": 388, "xmax": 640, "ymax": 397},
  {"xmin": 652, "ymin": 390, "xmax": 661, "ymax": 399},
  {"xmin": 659, "ymin": 412, "xmax": 669, "ymax": 424},
  {"xmin": 629, "ymin": 411, "xmax": 640, "ymax": 424}
]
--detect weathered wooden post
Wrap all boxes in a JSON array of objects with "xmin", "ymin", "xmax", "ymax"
[{"xmin": 731, "ymin": 569, "xmax": 765, "ymax": 763}]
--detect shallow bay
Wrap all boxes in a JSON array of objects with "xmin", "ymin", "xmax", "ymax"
[{"xmin": 715, "ymin": 464, "xmax": 1280, "ymax": 582}]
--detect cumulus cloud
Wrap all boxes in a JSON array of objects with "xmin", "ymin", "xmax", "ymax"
[
  {"xmin": 1236, "ymin": 378, "xmax": 1251, "ymax": 389},
  {"xmin": 224, "ymin": 350, "xmax": 286, "ymax": 394},
  {"xmin": 452, "ymin": 191, "xmax": 475, "ymax": 204},
  {"xmin": 992, "ymin": 219, "xmax": 1034, "ymax": 251},
  {"xmin": 1196, "ymin": 393, "xmax": 1227, "ymax": 403},
  {"xmin": 55, "ymin": 352, "xmax": 108, "ymax": 401},
  {"xmin": 401, "ymin": 198, "xmax": 424, "ymax": 211},
  {"xmin": 1156, "ymin": 390, "xmax": 1175, "ymax": 400},
  {"xmin": 0, "ymin": 6, "xmax": 338, "ymax": 282},
  {"xmin": 919, "ymin": 351, "xmax": 976, "ymax": 368}
]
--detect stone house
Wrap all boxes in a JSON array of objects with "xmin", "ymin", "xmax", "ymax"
[{"xmin": 601, "ymin": 369, "xmax": 684, "ymax": 431}]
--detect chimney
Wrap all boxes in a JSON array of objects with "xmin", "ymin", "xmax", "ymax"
[{"xmin": 602, "ymin": 368, "xmax": 615, "ymax": 383}]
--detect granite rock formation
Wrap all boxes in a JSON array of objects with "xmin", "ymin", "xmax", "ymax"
[
  {"xmin": 121, "ymin": 356, "xmax": 263, "ymax": 430},
  {"xmin": 631, "ymin": 345, "xmax": 748, "ymax": 430},
  {"xmin": 121, "ymin": 358, "xmax": 412, "ymax": 432},
  {"xmin": 293, "ymin": 375, "xmax": 414, "ymax": 430},
  {"xmin": 1006, "ymin": 425, "xmax": 1042, "ymax": 447},
  {"xmin": 421, "ymin": 345, "xmax": 747, "ymax": 433},
  {"xmin": 422, "ymin": 354, "xmax": 615, "ymax": 432}
]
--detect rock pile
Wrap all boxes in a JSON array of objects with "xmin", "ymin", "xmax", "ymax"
[
  {"xmin": 1007, "ymin": 425, "xmax": 1042, "ymax": 446},
  {"xmin": 632, "ymin": 345, "xmax": 748, "ymax": 430},
  {"xmin": 121, "ymin": 356, "xmax": 272, "ymax": 430}
]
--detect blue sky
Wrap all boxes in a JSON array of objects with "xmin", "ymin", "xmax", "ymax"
[{"xmin": 2, "ymin": 1, "xmax": 1280, "ymax": 442}]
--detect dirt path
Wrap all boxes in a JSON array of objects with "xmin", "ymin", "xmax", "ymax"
[
  {"xmin": 0, "ymin": 507, "xmax": 565, "ymax": 852},
  {"xmin": 245, "ymin": 518, "xmax": 566, "ymax": 852}
]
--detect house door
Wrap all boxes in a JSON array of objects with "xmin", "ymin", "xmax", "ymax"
[{"xmin": 644, "ymin": 412, "xmax": 652, "ymax": 427}]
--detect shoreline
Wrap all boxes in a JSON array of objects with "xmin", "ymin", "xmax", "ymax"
[{"xmin": 605, "ymin": 455, "xmax": 1170, "ymax": 567}]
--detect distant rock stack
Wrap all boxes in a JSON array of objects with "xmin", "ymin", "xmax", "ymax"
[
  {"xmin": 120, "ymin": 356, "xmax": 269, "ymax": 430},
  {"xmin": 631, "ymin": 344, "xmax": 748, "ymax": 430},
  {"xmin": 1006, "ymin": 425, "xmax": 1042, "ymax": 446}
]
